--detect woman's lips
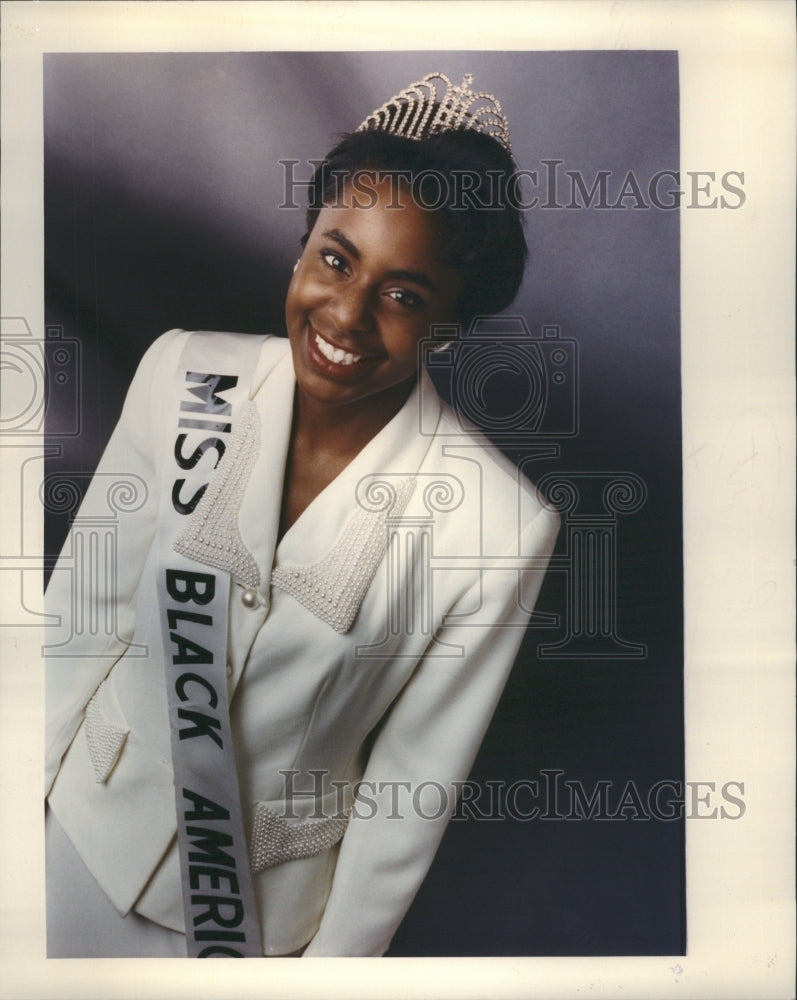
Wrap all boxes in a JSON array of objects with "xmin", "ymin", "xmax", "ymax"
[
  {"xmin": 314, "ymin": 331, "xmax": 364, "ymax": 366},
  {"xmin": 306, "ymin": 324, "xmax": 380, "ymax": 379}
]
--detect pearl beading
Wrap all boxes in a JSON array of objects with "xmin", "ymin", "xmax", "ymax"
[
  {"xmin": 271, "ymin": 476, "xmax": 416, "ymax": 633},
  {"xmin": 357, "ymin": 72, "xmax": 512, "ymax": 153},
  {"xmin": 84, "ymin": 684, "xmax": 128, "ymax": 784},
  {"xmin": 173, "ymin": 400, "xmax": 261, "ymax": 589},
  {"xmin": 250, "ymin": 804, "xmax": 351, "ymax": 872}
]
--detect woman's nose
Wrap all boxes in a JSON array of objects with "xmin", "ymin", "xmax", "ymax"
[{"xmin": 327, "ymin": 280, "xmax": 374, "ymax": 335}]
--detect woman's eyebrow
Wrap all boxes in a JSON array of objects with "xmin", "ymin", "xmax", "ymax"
[
  {"xmin": 321, "ymin": 228, "xmax": 436, "ymax": 292},
  {"xmin": 322, "ymin": 228, "xmax": 360, "ymax": 260},
  {"xmin": 385, "ymin": 268, "xmax": 436, "ymax": 292}
]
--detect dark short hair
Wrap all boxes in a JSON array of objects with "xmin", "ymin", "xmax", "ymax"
[{"xmin": 304, "ymin": 128, "xmax": 528, "ymax": 326}]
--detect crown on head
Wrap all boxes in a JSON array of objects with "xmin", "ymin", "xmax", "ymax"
[{"xmin": 356, "ymin": 72, "xmax": 512, "ymax": 152}]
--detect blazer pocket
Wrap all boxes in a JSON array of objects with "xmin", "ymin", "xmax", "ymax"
[
  {"xmin": 84, "ymin": 679, "xmax": 130, "ymax": 784},
  {"xmin": 250, "ymin": 785, "xmax": 352, "ymax": 874}
]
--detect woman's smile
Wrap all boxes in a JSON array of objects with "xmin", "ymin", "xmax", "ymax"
[
  {"xmin": 313, "ymin": 328, "xmax": 366, "ymax": 366},
  {"xmin": 305, "ymin": 322, "xmax": 381, "ymax": 379}
]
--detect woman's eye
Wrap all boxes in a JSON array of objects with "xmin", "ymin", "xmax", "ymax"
[
  {"xmin": 321, "ymin": 251, "xmax": 348, "ymax": 273},
  {"xmin": 386, "ymin": 288, "xmax": 423, "ymax": 309}
]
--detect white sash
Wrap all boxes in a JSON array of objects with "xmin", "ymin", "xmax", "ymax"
[{"xmin": 156, "ymin": 331, "xmax": 265, "ymax": 957}]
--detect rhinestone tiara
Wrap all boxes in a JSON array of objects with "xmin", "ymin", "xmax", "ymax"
[{"xmin": 356, "ymin": 72, "xmax": 511, "ymax": 153}]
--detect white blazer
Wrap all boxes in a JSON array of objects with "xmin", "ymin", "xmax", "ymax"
[{"xmin": 45, "ymin": 329, "xmax": 559, "ymax": 957}]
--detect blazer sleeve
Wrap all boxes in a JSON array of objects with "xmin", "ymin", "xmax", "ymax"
[
  {"xmin": 302, "ymin": 503, "xmax": 560, "ymax": 957},
  {"xmin": 44, "ymin": 328, "xmax": 190, "ymax": 796}
]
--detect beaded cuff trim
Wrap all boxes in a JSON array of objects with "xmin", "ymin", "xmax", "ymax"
[
  {"xmin": 174, "ymin": 401, "xmax": 261, "ymax": 589},
  {"xmin": 271, "ymin": 476, "xmax": 415, "ymax": 633},
  {"xmin": 250, "ymin": 804, "xmax": 351, "ymax": 873},
  {"xmin": 85, "ymin": 685, "xmax": 128, "ymax": 784}
]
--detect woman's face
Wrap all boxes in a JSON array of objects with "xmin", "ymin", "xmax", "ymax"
[{"xmin": 285, "ymin": 179, "xmax": 463, "ymax": 415}]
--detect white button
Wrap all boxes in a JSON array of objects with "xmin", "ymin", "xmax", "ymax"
[
  {"xmin": 241, "ymin": 588, "xmax": 258, "ymax": 608},
  {"xmin": 226, "ymin": 662, "xmax": 233, "ymax": 677}
]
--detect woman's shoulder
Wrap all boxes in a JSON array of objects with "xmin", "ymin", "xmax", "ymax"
[
  {"xmin": 434, "ymin": 399, "xmax": 551, "ymax": 494},
  {"xmin": 421, "ymin": 398, "xmax": 560, "ymax": 546}
]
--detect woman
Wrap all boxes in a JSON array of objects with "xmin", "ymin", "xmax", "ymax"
[{"xmin": 45, "ymin": 72, "xmax": 560, "ymax": 957}]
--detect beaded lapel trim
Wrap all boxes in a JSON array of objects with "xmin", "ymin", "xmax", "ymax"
[
  {"xmin": 173, "ymin": 398, "xmax": 416, "ymax": 632},
  {"xmin": 173, "ymin": 400, "xmax": 261, "ymax": 589},
  {"xmin": 271, "ymin": 476, "xmax": 416, "ymax": 633}
]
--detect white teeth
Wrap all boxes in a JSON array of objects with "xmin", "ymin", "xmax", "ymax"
[{"xmin": 314, "ymin": 332, "xmax": 363, "ymax": 365}]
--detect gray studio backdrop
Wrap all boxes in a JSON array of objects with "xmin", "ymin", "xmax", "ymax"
[{"xmin": 44, "ymin": 50, "xmax": 683, "ymax": 955}]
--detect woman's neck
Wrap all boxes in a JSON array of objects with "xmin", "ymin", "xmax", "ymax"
[
  {"xmin": 291, "ymin": 377, "xmax": 416, "ymax": 462},
  {"xmin": 278, "ymin": 377, "xmax": 416, "ymax": 541}
]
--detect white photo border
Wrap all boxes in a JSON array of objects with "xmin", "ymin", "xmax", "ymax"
[{"xmin": 1, "ymin": 2, "xmax": 794, "ymax": 998}]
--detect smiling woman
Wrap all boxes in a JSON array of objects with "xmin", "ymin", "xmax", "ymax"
[{"xmin": 44, "ymin": 71, "xmax": 560, "ymax": 957}]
